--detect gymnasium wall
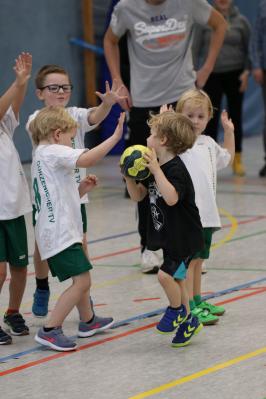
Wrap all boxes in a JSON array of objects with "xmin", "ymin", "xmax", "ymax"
[{"xmin": 0, "ymin": 0, "xmax": 263, "ymax": 162}]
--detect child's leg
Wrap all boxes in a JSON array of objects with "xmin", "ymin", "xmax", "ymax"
[
  {"xmin": 45, "ymin": 271, "xmax": 91, "ymax": 328},
  {"xmin": 156, "ymin": 270, "xmax": 187, "ymax": 334},
  {"xmin": 8, "ymin": 265, "xmax": 27, "ymax": 311},
  {"xmin": 3, "ymin": 265, "xmax": 29, "ymax": 336},
  {"xmin": 179, "ymin": 279, "xmax": 190, "ymax": 315},
  {"xmin": 34, "ymin": 241, "xmax": 49, "ymax": 279},
  {"xmin": 0, "ymin": 262, "xmax": 7, "ymax": 292},
  {"xmin": 158, "ymin": 269, "xmax": 181, "ymax": 307},
  {"xmin": 32, "ymin": 241, "xmax": 50, "ymax": 317}
]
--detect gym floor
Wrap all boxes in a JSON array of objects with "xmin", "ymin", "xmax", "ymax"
[{"xmin": 0, "ymin": 135, "xmax": 266, "ymax": 399}]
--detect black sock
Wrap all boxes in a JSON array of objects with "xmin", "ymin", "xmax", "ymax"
[
  {"xmin": 86, "ymin": 315, "xmax": 95, "ymax": 324},
  {"xmin": 36, "ymin": 277, "xmax": 49, "ymax": 291},
  {"xmin": 43, "ymin": 326, "xmax": 55, "ymax": 332}
]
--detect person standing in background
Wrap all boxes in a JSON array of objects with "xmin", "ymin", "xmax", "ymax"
[
  {"xmin": 250, "ymin": 0, "xmax": 266, "ymax": 177},
  {"xmin": 104, "ymin": 0, "xmax": 227, "ymax": 273},
  {"xmin": 193, "ymin": 0, "xmax": 251, "ymax": 176}
]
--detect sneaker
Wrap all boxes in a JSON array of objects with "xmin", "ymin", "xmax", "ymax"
[
  {"xmin": 32, "ymin": 288, "xmax": 50, "ymax": 317},
  {"xmin": 259, "ymin": 163, "xmax": 266, "ymax": 177},
  {"xmin": 78, "ymin": 315, "xmax": 114, "ymax": 338},
  {"xmin": 4, "ymin": 313, "xmax": 29, "ymax": 336},
  {"xmin": 192, "ymin": 307, "xmax": 219, "ymax": 326},
  {"xmin": 141, "ymin": 249, "xmax": 161, "ymax": 274},
  {"xmin": 156, "ymin": 305, "xmax": 187, "ymax": 334},
  {"xmin": 35, "ymin": 327, "xmax": 77, "ymax": 351},
  {"xmin": 172, "ymin": 315, "xmax": 203, "ymax": 347},
  {"xmin": 197, "ymin": 300, "xmax": 225, "ymax": 316},
  {"xmin": 0, "ymin": 326, "xmax": 12, "ymax": 345}
]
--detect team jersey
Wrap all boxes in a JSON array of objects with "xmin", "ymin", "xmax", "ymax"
[
  {"xmin": 31, "ymin": 144, "xmax": 86, "ymax": 259},
  {"xmin": 0, "ymin": 107, "xmax": 31, "ymax": 220}
]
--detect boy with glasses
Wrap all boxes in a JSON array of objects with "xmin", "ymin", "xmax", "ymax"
[{"xmin": 27, "ymin": 65, "xmax": 125, "ymax": 332}]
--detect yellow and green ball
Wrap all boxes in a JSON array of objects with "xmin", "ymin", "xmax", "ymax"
[{"xmin": 120, "ymin": 145, "xmax": 150, "ymax": 180}]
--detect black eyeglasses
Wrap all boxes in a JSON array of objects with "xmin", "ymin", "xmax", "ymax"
[{"xmin": 39, "ymin": 84, "xmax": 73, "ymax": 93}]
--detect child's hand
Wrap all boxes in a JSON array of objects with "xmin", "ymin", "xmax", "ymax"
[
  {"xmin": 113, "ymin": 112, "xmax": 126, "ymax": 140},
  {"xmin": 143, "ymin": 147, "xmax": 160, "ymax": 175},
  {"xmin": 14, "ymin": 52, "xmax": 32, "ymax": 86},
  {"xmin": 159, "ymin": 104, "xmax": 174, "ymax": 114},
  {"xmin": 95, "ymin": 79, "xmax": 128, "ymax": 107},
  {"xmin": 79, "ymin": 174, "xmax": 98, "ymax": 196},
  {"xmin": 221, "ymin": 110, "xmax": 234, "ymax": 134}
]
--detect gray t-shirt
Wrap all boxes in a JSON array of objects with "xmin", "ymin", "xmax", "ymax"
[{"xmin": 110, "ymin": 0, "xmax": 211, "ymax": 107}]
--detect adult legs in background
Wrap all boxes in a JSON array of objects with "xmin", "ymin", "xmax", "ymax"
[
  {"xmin": 204, "ymin": 72, "xmax": 223, "ymax": 141},
  {"xmin": 259, "ymin": 70, "xmax": 266, "ymax": 177}
]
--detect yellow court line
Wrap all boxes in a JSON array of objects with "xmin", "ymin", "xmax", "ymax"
[
  {"xmin": 128, "ymin": 347, "xmax": 266, "ymax": 399},
  {"xmin": 211, "ymin": 208, "xmax": 238, "ymax": 250}
]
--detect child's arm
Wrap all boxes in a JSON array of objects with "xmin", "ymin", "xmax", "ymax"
[
  {"xmin": 0, "ymin": 53, "xmax": 31, "ymax": 121},
  {"xmin": 76, "ymin": 112, "xmax": 125, "ymax": 168},
  {"xmin": 144, "ymin": 148, "xmax": 179, "ymax": 206},
  {"xmin": 11, "ymin": 53, "xmax": 32, "ymax": 120},
  {"xmin": 220, "ymin": 110, "xmax": 235, "ymax": 164},
  {"xmin": 87, "ymin": 79, "xmax": 127, "ymax": 125},
  {"xmin": 79, "ymin": 174, "xmax": 98, "ymax": 198},
  {"xmin": 124, "ymin": 177, "xmax": 147, "ymax": 202}
]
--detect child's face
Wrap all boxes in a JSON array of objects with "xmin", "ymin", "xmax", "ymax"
[
  {"xmin": 181, "ymin": 100, "xmax": 210, "ymax": 136},
  {"xmin": 147, "ymin": 127, "xmax": 162, "ymax": 151},
  {"xmin": 56, "ymin": 128, "xmax": 76, "ymax": 147},
  {"xmin": 36, "ymin": 73, "xmax": 72, "ymax": 107}
]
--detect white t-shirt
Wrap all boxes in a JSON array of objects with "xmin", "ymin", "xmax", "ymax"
[
  {"xmin": 31, "ymin": 144, "xmax": 86, "ymax": 260},
  {"xmin": 27, "ymin": 106, "xmax": 97, "ymax": 204},
  {"xmin": 180, "ymin": 135, "xmax": 231, "ymax": 228},
  {"xmin": 0, "ymin": 107, "xmax": 32, "ymax": 220}
]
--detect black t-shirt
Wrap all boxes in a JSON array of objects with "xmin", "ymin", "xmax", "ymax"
[{"xmin": 142, "ymin": 156, "xmax": 204, "ymax": 262}]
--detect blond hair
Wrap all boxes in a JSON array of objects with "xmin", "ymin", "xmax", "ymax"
[
  {"xmin": 30, "ymin": 106, "xmax": 78, "ymax": 145},
  {"xmin": 147, "ymin": 111, "xmax": 196, "ymax": 154},
  {"xmin": 176, "ymin": 89, "xmax": 214, "ymax": 119}
]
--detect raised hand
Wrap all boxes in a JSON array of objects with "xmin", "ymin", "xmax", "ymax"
[
  {"xmin": 95, "ymin": 79, "xmax": 129, "ymax": 108},
  {"xmin": 143, "ymin": 147, "xmax": 160, "ymax": 175},
  {"xmin": 160, "ymin": 104, "xmax": 174, "ymax": 114},
  {"xmin": 14, "ymin": 52, "xmax": 32, "ymax": 86},
  {"xmin": 79, "ymin": 174, "xmax": 98, "ymax": 197},
  {"xmin": 113, "ymin": 112, "xmax": 126, "ymax": 141},
  {"xmin": 221, "ymin": 110, "xmax": 234, "ymax": 133}
]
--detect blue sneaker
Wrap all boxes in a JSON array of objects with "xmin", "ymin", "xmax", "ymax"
[
  {"xmin": 78, "ymin": 315, "xmax": 114, "ymax": 338},
  {"xmin": 32, "ymin": 288, "xmax": 50, "ymax": 317},
  {"xmin": 156, "ymin": 305, "xmax": 187, "ymax": 334},
  {"xmin": 35, "ymin": 327, "xmax": 77, "ymax": 351},
  {"xmin": 172, "ymin": 315, "xmax": 203, "ymax": 347}
]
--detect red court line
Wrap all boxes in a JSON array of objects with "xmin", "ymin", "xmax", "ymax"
[
  {"xmin": 1, "ymin": 286, "xmax": 266, "ymax": 378},
  {"xmin": 215, "ymin": 287, "xmax": 266, "ymax": 306},
  {"xmin": 0, "ymin": 322, "xmax": 157, "ymax": 377},
  {"xmin": 133, "ymin": 298, "xmax": 161, "ymax": 302}
]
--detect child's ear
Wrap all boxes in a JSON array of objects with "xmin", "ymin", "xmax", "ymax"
[
  {"xmin": 53, "ymin": 129, "xmax": 61, "ymax": 142},
  {"xmin": 36, "ymin": 89, "xmax": 43, "ymax": 100},
  {"xmin": 161, "ymin": 135, "xmax": 167, "ymax": 145}
]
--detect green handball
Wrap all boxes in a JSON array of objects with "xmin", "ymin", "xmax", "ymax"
[{"xmin": 120, "ymin": 145, "xmax": 151, "ymax": 180}]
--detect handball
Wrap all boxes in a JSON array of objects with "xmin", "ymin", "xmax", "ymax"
[{"xmin": 120, "ymin": 145, "xmax": 151, "ymax": 180}]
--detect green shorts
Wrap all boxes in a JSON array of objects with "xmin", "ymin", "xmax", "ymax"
[
  {"xmin": 0, "ymin": 216, "xmax": 28, "ymax": 266},
  {"xmin": 47, "ymin": 243, "xmax": 92, "ymax": 282},
  {"xmin": 33, "ymin": 204, "xmax": 87, "ymax": 234},
  {"xmin": 193, "ymin": 228, "xmax": 213, "ymax": 260},
  {"xmin": 81, "ymin": 204, "xmax": 87, "ymax": 234}
]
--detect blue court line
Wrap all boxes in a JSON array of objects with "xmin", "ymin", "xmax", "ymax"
[{"xmin": 1, "ymin": 276, "xmax": 266, "ymax": 364}]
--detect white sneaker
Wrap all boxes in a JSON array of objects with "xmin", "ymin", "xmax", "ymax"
[
  {"xmin": 201, "ymin": 262, "xmax": 207, "ymax": 274},
  {"xmin": 141, "ymin": 249, "xmax": 161, "ymax": 274}
]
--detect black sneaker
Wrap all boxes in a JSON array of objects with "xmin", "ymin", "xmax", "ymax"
[
  {"xmin": 4, "ymin": 313, "xmax": 30, "ymax": 336},
  {"xmin": 0, "ymin": 326, "xmax": 12, "ymax": 344},
  {"xmin": 259, "ymin": 164, "xmax": 266, "ymax": 177}
]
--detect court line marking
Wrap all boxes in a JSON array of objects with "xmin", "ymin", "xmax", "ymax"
[
  {"xmin": 128, "ymin": 347, "xmax": 266, "ymax": 399},
  {"xmin": 211, "ymin": 208, "xmax": 238, "ymax": 250},
  {"xmin": 0, "ymin": 281, "xmax": 265, "ymax": 367}
]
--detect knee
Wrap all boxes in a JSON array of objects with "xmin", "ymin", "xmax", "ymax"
[
  {"xmin": 0, "ymin": 269, "xmax": 7, "ymax": 288},
  {"xmin": 157, "ymin": 270, "xmax": 169, "ymax": 285},
  {"xmin": 77, "ymin": 271, "xmax": 91, "ymax": 292}
]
